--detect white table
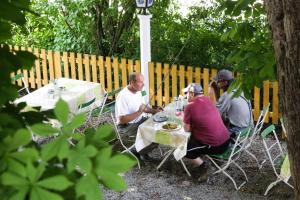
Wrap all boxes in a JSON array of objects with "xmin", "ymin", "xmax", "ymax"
[
  {"xmin": 135, "ymin": 102, "xmax": 191, "ymax": 175},
  {"xmin": 15, "ymin": 78, "xmax": 106, "ymax": 113}
]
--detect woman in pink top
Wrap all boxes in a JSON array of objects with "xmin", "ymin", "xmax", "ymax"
[{"xmin": 182, "ymin": 83, "xmax": 230, "ymax": 168}]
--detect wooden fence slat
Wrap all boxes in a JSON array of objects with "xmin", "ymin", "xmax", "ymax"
[
  {"xmin": 91, "ymin": 55, "xmax": 97, "ymax": 82},
  {"xmin": 48, "ymin": 50, "xmax": 55, "ymax": 81},
  {"xmin": 203, "ymin": 68, "xmax": 209, "ymax": 96},
  {"xmin": 27, "ymin": 47, "xmax": 36, "ymax": 88},
  {"xmin": 263, "ymin": 81, "xmax": 270, "ymax": 123},
  {"xmin": 149, "ymin": 62, "xmax": 155, "ymax": 106},
  {"xmin": 195, "ymin": 67, "xmax": 201, "ymax": 85},
  {"xmin": 163, "ymin": 64, "xmax": 170, "ymax": 104},
  {"xmin": 156, "ymin": 63, "xmax": 162, "ymax": 106},
  {"xmin": 98, "ymin": 56, "xmax": 105, "ymax": 89},
  {"xmin": 128, "ymin": 59, "xmax": 134, "ymax": 74},
  {"xmin": 41, "ymin": 49, "xmax": 48, "ymax": 85},
  {"xmin": 83, "ymin": 54, "xmax": 91, "ymax": 82},
  {"xmin": 62, "ymin": 52, "xmax": 69, "ymax": 78},
  {"xmin": 34, "ymin": 48, "xmax": 42, "ymax": 88},
  {"xmin": 77, "ymin": 53, "xmax": 83, "ymax": 80},
  {"xmin": 106, "ymin": 56, "xmax": 112, "ymax": 93},
  {"xmin": 135, "ymin": 60, "xmax": 141, "ymax": 72},
  {"xmin": 171, "ymin": 64, "xmax": 178, "ymax": 99},
  {"xmin": 272, "ymin": 81, "xmax": 279, "ymax": 123},
  {"xmin": 254, "ymin": 87, "xmax": 260, "ymax": 121},
  {"xmin": 121, "ymin": 58, "xmax": 127, "ymax": 88},
  {"xmin": 54, "ymin": 51, "xmax": 62, "ymax": 78},
  {"xmin": 69, "ymin": 52, "xmax": 76, "ymax": 79},
  {"xmin": 179, "ymin": 65, "xmax": 185, "ymax": 95},
  {"xmin": 113, "ymin": 58, "xmax": 119, "ymax": 90},
  {"xmin": 187, "ymin": 66, "xmax": 193, "ymax": 84}
]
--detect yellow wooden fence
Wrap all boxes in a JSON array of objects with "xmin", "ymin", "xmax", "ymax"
[{"xmin": 11, "ymin": 46, "xmax": 279, "ymax": 124}]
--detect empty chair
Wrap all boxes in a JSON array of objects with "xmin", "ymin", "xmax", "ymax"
[{"xmin": 261, "ymin": 124, "xmax": 293, "ymax": 195}]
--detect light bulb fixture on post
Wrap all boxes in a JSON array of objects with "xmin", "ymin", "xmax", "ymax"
[{"xmin": 135, "ymin": 0, "xmax": 154, "ymax": 103}]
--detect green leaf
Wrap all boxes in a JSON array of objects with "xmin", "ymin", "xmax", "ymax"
[
  {"xmin": 30, "ymin": 187, "xmax": 63, "ymax": 200},
  {"xmin": 102, "ymin": 154, "xmax": 136, "ymax": 173},
  {"xmin": 9, "ymin": 187, "xmax": 29, "ymax": 200},
  {"xmin": 7, "ymin": 158, "xmax": 26, "ymax": 177},
  {"xmin": 65, "ymin": 113, "xmax": 86, "ymax": 131},
  {"xmin": 31, "ymin": 123, "xmax": 59, "ymax": 136},
  {"xmin": 54, "ymin": 99, "xmax": 70, "ymax": 125},
  {"xmin": 0, "ymin": 22, "xmax": 12, "ymax": 42},
  {"xmin": 67, "ymin": 145, "xmax": 97, "ymax": 173},
  {"xmin": 57, "ymin": 140, "xmax": 70, "ymax": 161},
  {"xmin": 10, "ymin": 148, "xmax": 39, "ymax": 164},
  {"xmin": 5, "ymin": 129, "xmax": 31, "ymax": 151},
  {"xmin": 98, "ymin": 169, "xmax": 127, "ymax": 191},
  {"xmin": 94, "ymin": 124, "xmax": 115, "ymax": 142},
  {"xmin": 0, "ymin": 2, "xmax": 26, "ymax": 25},
  {"xmin": 1, "ymin": 172, "xmax": 28, "ymax": 186},
  {"xmin": 75, "ymin": 174, "xmax": 102, "ymax": 200},
  {"xmin": 37, "ymin": 175, "xmax": 73, "ymax": 191},
  {"xmin": 41, "ymin": 137, "xmax": 65, "ymax": 161}
]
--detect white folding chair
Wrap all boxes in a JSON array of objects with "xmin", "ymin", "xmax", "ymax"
[
  {"xmin": 206, "ymin": 127, "xmax": 252, "ymax": 190},
  {"xmin": 240, "ymin": 103, "xmax": 270, "ymax": 168},
  {"xmin": 110, "ymin": 112, "xmax": 140, "ymax": 169},
  {"xmin": 11, "ymin": 73, "xmax": 30, "ymax": 95},
  {"xmin": 261, "ymin": 124, "xmax": 293, "ymax": 195}
]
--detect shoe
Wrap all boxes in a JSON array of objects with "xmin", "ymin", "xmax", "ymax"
[{"xmin": 139, "ymin": 154, "xmax": 154, "ymax": 162}]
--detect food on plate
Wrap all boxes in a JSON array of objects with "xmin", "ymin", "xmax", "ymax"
[{"xmin": 162, "ymin": 123, "xmax": 178, "ymax": 130}]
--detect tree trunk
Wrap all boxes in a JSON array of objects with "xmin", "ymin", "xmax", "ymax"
[{"xmin": 264, "ymin": 0, "xmax": 300, "ymax": 197}]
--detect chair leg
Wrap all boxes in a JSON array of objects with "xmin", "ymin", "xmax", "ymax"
[
  {"xmin": 264, "ymin": 178, "xmax": 281, "ymax": 196},
  {"xmin": 157, "ymin": 149, "xmax": 174, "ymax": 170},
  {"xmin": 244, "ymin": 149, "xmax": 262, "ymax": 169},
  {"xmin": 122, "ymin": 144, "xmax": 140, "ymax": 169},
  {"xmin": 206, "ymin": 156, "xmax": 242, "ymax": 190},
  {"xmin": 231, "ymin": 161, "xmax": 248, "ymax": 181}
]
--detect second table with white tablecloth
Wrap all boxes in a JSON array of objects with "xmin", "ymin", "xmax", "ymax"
[{"xmin": 15, "ymin": 78, "xmax": 106, "ymax": 113}]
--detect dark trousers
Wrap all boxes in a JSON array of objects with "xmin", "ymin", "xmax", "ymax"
[{"xmin": 185, "ymin": 137, "xmax": 230, "ymax": 159}]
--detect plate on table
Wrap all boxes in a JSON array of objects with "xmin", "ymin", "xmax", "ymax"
[
  {"xmin": 160, "ymin": 121, "xmax": 182, "ymax": 131},
  {"xmin": 153, "ymin": 114, "xmax": 168, "ymax": 122}
]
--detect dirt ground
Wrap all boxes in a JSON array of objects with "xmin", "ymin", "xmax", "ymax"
[{"xmin": 98, "ymin": 113, "xmax": 294, "ymax": 200}]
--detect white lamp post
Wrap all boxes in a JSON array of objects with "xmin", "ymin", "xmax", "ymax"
[{"xmin": 135, "ymin": 0, "xmax": 153, "ymax": 103}]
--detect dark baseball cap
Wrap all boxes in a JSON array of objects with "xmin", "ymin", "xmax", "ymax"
[
  {"xmin": 213, "ymin": 69, "xmax": 233, "ymax": 81},
  {"xmin": 182, "ymin": 83, "xmax": 203, "ymax": 94}
]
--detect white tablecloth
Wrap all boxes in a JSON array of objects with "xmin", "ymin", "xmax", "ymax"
[
  {"xmin": 135, "ymin": 103, "xmax": 190, "ymax": 160},
  {"xmin": 15, "ymin": 78, "xmax": 106, "ymax": 113}
]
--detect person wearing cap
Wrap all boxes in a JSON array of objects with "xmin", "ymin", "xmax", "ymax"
[
  {"xmin": 115, "ymin": 72, "xmax": 160, "ymax": 161},
  {"xmin": 213, "ymin": 69, "xmax": 253, "ymax": 137},
  {"xmin": 182, "ymin": 83, "xmax": 230, "ymax": 170}
]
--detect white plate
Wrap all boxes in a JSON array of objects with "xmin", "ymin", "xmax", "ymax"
[{"xmin": 160, "ymin": 122, "xmax": 182, "ymax": 131}]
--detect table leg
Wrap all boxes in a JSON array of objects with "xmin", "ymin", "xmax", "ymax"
[{"xmin": 157, "ymin": 148, "xmax": 175, "ymax": 170}]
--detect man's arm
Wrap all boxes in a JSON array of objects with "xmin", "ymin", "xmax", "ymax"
[
  {"xmin": 119, "ymin": 104, "xmax": 146, "ymax": 124},
  {"xmin": 183, "ymin": 122, "xmax": 191, "ymax": 132}
]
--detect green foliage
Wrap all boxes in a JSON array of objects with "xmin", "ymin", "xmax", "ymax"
[
  {"xmin": 216, "ymin": 0, "xmax": 276, "ymax": 98},
  {"xmin": 1, "ymin": 2, "xmax": 136, "ymax": 199},
  {"xmin": 9, "ymin": 0, "xmax": 236, "ymax": 68}
]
